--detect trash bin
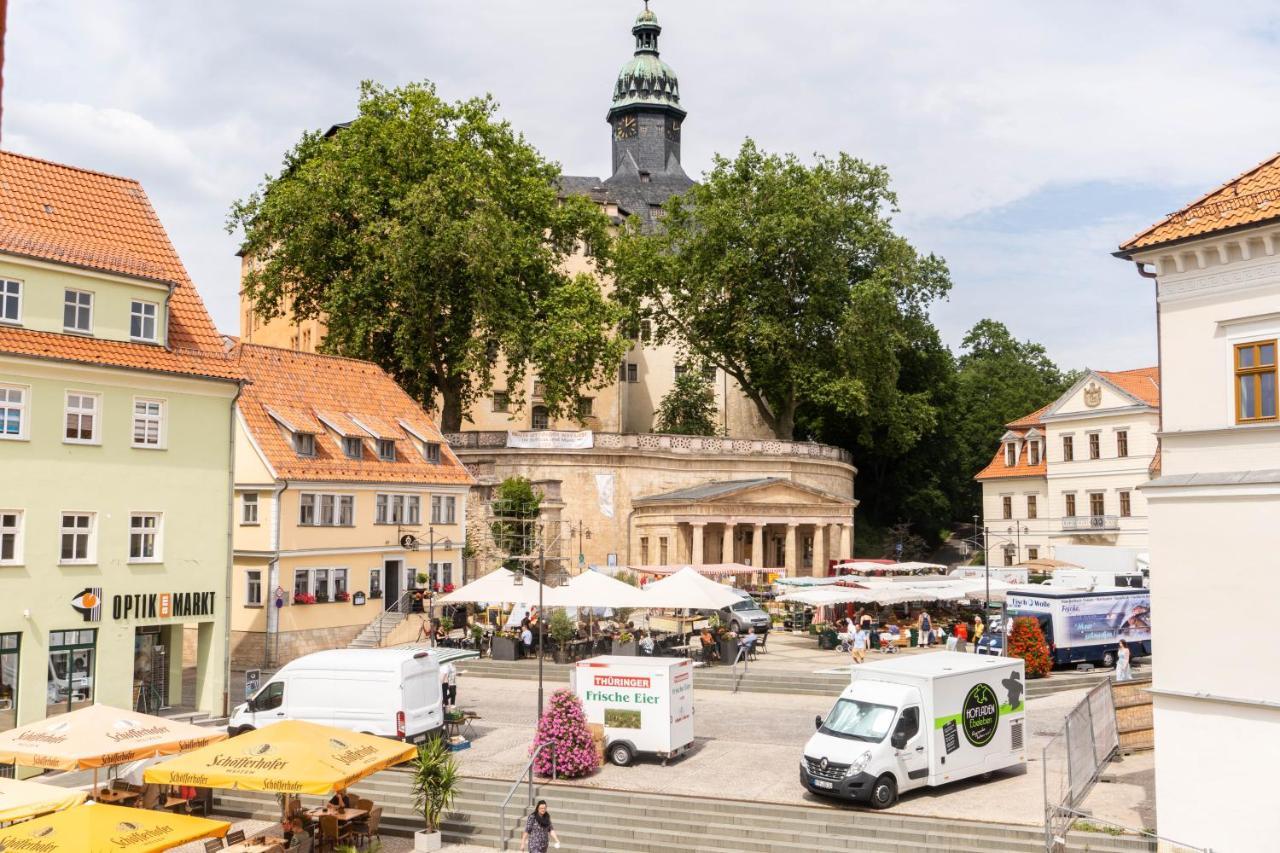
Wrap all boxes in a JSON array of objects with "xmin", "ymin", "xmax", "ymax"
[{"xmin": 909, "ymin": 628, "xmax": 918, "ymax": 647}]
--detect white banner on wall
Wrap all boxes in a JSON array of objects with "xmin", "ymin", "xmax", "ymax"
[
  {"xmin": 506, "ymin": 430, "xmax": 594, "ymax": 450},
  {"xmin": 595, "ymin": 472, "xmax": 616, "ymax": 519}
]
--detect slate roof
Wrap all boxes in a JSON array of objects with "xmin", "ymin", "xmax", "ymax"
[
  {"xmin": 234, "ymin": 343, "xmax": 473, "ymax": 485},
  {"xmin": 1120, "ymin": 151, "xmax": 1280, "ymax": 252},
  {"xmin": 0, "ymin": 150, "xmax": 238, "ymax": 381},
  {"xmin": 634, "ymin": 478, "xmax": 781, "ymax": 503}
]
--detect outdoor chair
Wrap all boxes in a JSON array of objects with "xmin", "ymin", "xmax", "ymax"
[
  {"xmin": 203, "ymin": 840, "xmax": 224, "ymax": 853},
  {"xmin": 189, "ymin": 787, "xmax": 213, "ymax": 817},
  {"xmin": 745, "ymin": 640, "xmax": 759, "ymax": 662},
  {"xmin": 352, "ymin": 806, "xmax": 382, "ymax": 847},
  {"xmin": 756, "ymin": 633, "xmax": 768, "ymax": 655},
  {"xmin": 319, "ymin": 814, "xmax": 351, "ymax": 850},
  {"xmin": 226, "ymin": 829, "xmax": 246, "ymax": 844}
]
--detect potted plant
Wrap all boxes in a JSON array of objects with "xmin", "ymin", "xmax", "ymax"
[
  {"xmin": 612, "ymin": 629, "xmax": 637, "ymax": 656},
  {"xmin": 410, "ymin": 737, "xmax": 459, "ymax": 851},
  {"xmin": 549, "ymin": 609, "xmax": 575, "ymax": 663},
  {"xmin": 417, "ymin": 572, "xmax": 430, "ymax": 587},
  {"xmin": 335, "ymin": 590, "xmax": 351, "ymax": 603},
  {"xmin": 469, "ymin": 623, "xmax": 485, "ymax": 650},
  {"xmin": 491, "ymin": 629, "xmax": 520, "ymax": 661},
  {"xmin": 292, "ymin": 592, "xmax": 315, "ymax": 605},
  {"xmin": 717, "ymin": 628, "xmax": 741, "ymax": 665},
  {"xmin": 440, "ymin": 615, "xmax": 453, "ymax": 633}
]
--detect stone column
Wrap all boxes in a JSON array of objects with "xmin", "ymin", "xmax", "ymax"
[
  {"xmin": 691, "ymin": 522, "xmax": 706, "ymax": 566},
  {"xmin": 751, "ymin": 523, "xmax": 765, "ymax": 569},
  {"xmin": 721, "ymin": 523, "xmax": 734, "ymax": 565},
  {"xmin": 838, "ymin": 523, "xmax": 852, "ymax": 560},
  {"xmin": 784, "ymin": 523, "xmax": 799, "ymax": 577},
  {"xmin": 813, "ymin": 524, "xmax": 827, "ymax": 578}
]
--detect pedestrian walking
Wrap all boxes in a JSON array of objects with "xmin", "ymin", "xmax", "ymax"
[
  {"xmin": 851, "ymin": 624, "xmax": 868, "ymax": 664},
  {"xmin": 439, "ymin": 659, "xmax": 457, "ymax": 708},
  {"xmin": 918, "ymin": 610, "xmax": 932, "ymax": 647},
  {"xmin": 1115, "ymin": 639, "xmax": 1132, "ymax": 681},
  {"xmin": 973, "ymin": 613, "xmax": 984, "ymax": 651},
  {"xmin": 520, "ymin": 799, "xmax": 561, "ymax": 852}
]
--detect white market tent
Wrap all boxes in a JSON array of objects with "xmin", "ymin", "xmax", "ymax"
[
  {"xmin": 778, "ymin": 578, "xmax": 1014, "ymax": 607},
  {"xmin": 641, "ymin": 567, "xmax": 744, "ymax": 609},
  {"xmin": 632, "ymin": 562, "xmax": 759, "ymax": 577},
  {"xmin": 437, "ymin": 567, "xmax": 552, "ymax": 605},
  {"xmin": 545, "ymin": 569, "xmax": 650, "ymax": 609},
  {"xmin": 774, "ymin": 576, "xmax": 841, "ymax": 587},
  {"xmin": 833, "ymin": 560, "xmax": 947, "ymax": 575}
]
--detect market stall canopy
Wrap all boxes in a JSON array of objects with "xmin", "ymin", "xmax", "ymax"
[
  {"xmin": 834, "ymin": 560, "xmax": 944, "ymax": 575},
  {"xmin": 1021, "ymin": 557, "xmax": 1082, "ymax": 572},
  {"xmin": 0, "ymin": 802, "xmax": 228, "ymax": 852},
  {"xmin": 437, "ymin": 567, "xmax": 552, "ymax": 605},
  {"xmin": 0, "ymin": 704, "xmax": 227, "ymax": 771},
  {"xmin": 890, "ymin": 561, "xmax": 949, "ymax": 573},
  {"xmin": 0, "ymin": 776, "xmax": 86, "ymax": 824},
  {"xmin": 641, "ymin": 567, "xmax": 744, "ymax": 609},
  {"xmin": 778, "ymin": 579, "xmax": 1008, "ymax": 607},
  {"xmin": 145, "ymin": 720, "xmax": 416, "ymax": 795},
  {"xmin": 774, "ymin": 576, "xmax": 840, "ymax": 587},
  {"xmin": 545, "ymin": 569, "xmax": 650, "ymax": 608},
  {"xmin": 632, "ymin": 562, "xmax": 759, "ymax": 577}
]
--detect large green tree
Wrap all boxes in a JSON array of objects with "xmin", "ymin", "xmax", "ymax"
[
  {"xmin": 230, "ymin": 81, "xmax": 626, "ymax": 431},
  {"xmin": 613, "ymin": 139, "xmax": 951, "ymax": 440}
]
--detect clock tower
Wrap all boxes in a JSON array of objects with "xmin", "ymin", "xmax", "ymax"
[{"xmin": 605, "ymin": 3, "xmax": 691, "ymax": 190}]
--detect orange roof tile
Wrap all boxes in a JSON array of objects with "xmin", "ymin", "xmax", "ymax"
[
  {"xmin": 0, "ymin": 150, "xmax": 236, "ymax": 381},
  {"xmin": 234, "ymin": 344, "xmax": 474, "ymax": 485},
  {"xmin": 975, "ymin": 439, "xmax": 1047, "ymax": 481},
  {"xmin": 1120, "ymin": 152, "xmax": 1280, "ymax": 252},
  {"xmin": 1006, "ymin": 404, "xmax": 1050, "ymax": 429},
  {"xmin": 1097, "ymin": 366, "xmax": 1160, "ymax": 408}
]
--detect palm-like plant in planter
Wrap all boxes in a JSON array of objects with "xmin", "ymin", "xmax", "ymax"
[{"xmin": 411, "ymin": 737, "xmax": 459, "ymax": 851}]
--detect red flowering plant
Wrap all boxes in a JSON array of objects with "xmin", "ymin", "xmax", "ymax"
[
  {"xmin": 1007, "ymin": 616, "xmax": 1052, "ymax": 678},
  {"xmin": 335, "ymin": 591, "xmax": 351, "ymax": 602},
  {"xmin": 293, "ymin": 592, "xmax": 316, "ymax": 605},
  {"xmin": 531, "ymin": 688, "xmax": 600, "ymax": 779},
  {"xmin": 443, "ymin": 583, "xmax": 455, "ymax": 594}
]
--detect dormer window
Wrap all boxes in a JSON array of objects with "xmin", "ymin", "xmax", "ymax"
[
  {"xmin": 377, "ymin": 439, "xmax": 396, "ymax": 462},
  {"xmin": 1028, "ymin": 442, "xmax": 1040, "ymax": 466},
  {"xmin": 1005, "ymin": 442, "xmax": 1017, "ymax": 466},
  {"xmin": 63, "ymin": 289, "xmax": 93, "ymax": 333},
  {"xmin": 130, "ymin": 300, "xmax": 158, "ymax": 342},
  {"xmin": 342, "ymin": 436, "xmax": 362, "ymax": 459},
  {"xmin": 424, "ymin": 442, "xmax": 441, "ymax": 464},
  {"xmin": 294, "ymin": 433, "xmax": 316, "ymax": 457}
]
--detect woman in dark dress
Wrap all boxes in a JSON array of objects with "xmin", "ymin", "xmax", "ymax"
[{"xmin": 520, "ymin": 799, "xmax": 560, "ymax": 853}]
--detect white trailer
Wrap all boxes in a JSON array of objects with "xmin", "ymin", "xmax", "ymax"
[
  {"xmin": 801, "ymin": 652, "xmax": 1026, "ymax": 808},
  {"xmin": 571, "ymin": 655, "xmax": 694, "ymax": 767}
]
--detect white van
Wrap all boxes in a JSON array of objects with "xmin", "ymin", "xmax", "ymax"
[
  {"xmin": 229, "ymin": 648, "xmax": 452, "ymax": 743},
  {"xmin": 801, "ymin": 652, "xmax": 1026, "ymax": 808}
]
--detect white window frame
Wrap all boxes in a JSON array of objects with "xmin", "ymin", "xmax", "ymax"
[
  {"xmin": 131, "ymin": 397, "xmax": 165, "ymax": 449},
  {"xmin": 129, "ymin": 300, "xmax": 159, "ymax": 342},
  {"xmin": 369, "ymin": 567, "xmax": 383, "ymax": 599},
  {"xmin": 63, "ymin": 391, "xmax": 101, "ymax": 445},
  {"xmin": 430, "ymin": 495, "xmax": 457, "ymax": 525},
  {"xmin": 0, "ymin": 278, "xmax": 21, "ymax": 324},
  {"xmin": 375, "ymin": 494, "xmax": 389, "ymax": 525},
  {"xmin": 338, "ymin": 495, "xmax": 354, "ymax": 526},
  {"xmin": 241, "ymin": 493, "xmax": 259, "ymax": 525},
  {"xmin": 245, "ymin": 569, "xmax": 263, "ymax": 606},
  {"xmin": 63, "ymin": 288, "xmax": 93, "ymax": 333},
  {"xmin": 0, "ymin": 510, "xmax": 23, "ymax": 565},
  {"xmin": 128, "ymin": 513, "xmax": 163, "ymax": 563},
  {"xmin": 59, "ymin": 512, "xmax": 96, "ymax": 565},
  {"xmin": 1087, "ymin": 430, "xmax": 1101, "ymax": 460},
  {"xmin": 298, "ymin": 492, "xmax": 356, "ymax": 527},
  {"xmin": 0, "ymin": 384, "xmax": 29, "ymax": 441},
  {"xmin": 407, "ymin": 495, "xmax": 421, "ymax": 526},
  {"xmin": 293, "ymin": 567, "xmax": 349, "ymax": 602},
  {"xmin": 1004, "ymin": 442, "xmax": 1017, "ymax": 466}
]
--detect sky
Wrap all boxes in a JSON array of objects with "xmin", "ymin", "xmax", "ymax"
[{"xmin": 8, "ymin": 0, "xmax": 1280, "ymax": 371}]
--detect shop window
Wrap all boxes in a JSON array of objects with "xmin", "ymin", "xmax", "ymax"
[
  {"xmin": 369, "ymin": 568, "xmax": 383, "ymax": 599},
  {"xmin": 0, "ymin": 633, "xmax": 19, "ymax": 731},
  {"xmin": 47, "ymin": 629, "xmax": 95, "ymax": 716}
]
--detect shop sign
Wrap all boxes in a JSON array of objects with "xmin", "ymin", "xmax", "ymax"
[
  {"xmin": 352, "ymin": 592, "xmax": 367, "ymax": 606},
  {"xmin": 70, "ymin": 588, "xmax": 103, "ymax": 623},
  {"xmin": 111, "ymin": 591, "xmax": 217, "ymax": 620}
]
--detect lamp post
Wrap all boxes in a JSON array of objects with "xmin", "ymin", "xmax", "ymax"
[
  {"xmin": 571, "ymin": 521, "xmax": 592, "ymax": 569},
  {"xmin": 422, "ymin": 526, "xmax": 452, "ymax": 635}
]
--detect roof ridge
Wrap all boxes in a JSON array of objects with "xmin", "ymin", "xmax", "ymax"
[
  {"xmin": 1097, "ymin": 366, "xmax": 1159, "ymax": 377},
  {"xmin": 236, "ymin": 342, "xmax": 388, "ymax": 369},
  {"xmin": 0, "ymin": 148, "xmax": 141, "ymax": 185}
]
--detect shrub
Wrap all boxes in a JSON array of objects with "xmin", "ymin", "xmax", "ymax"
[
  {"xmin": 531, "ymin": 688, "xmax": 600, "ymax": 779},
  {"xmin": 548, "ymin": 609, "xmax": 575, "ymax": 646},
  {"xmin": 1007, "ymin": 616, "xmax": 1052, "ymax": 678}
]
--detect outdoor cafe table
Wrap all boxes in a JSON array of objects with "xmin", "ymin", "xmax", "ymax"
[
  {"xmin": 305, "ymin": 806, "xmax": 368, "ymax": 826},
  {"xmin": 92, "ymin": 787, "xmax": 139, "ymax": 806},
  {"xmin": 223, "ymin": 835, "xmax": 287, "ymax": 853}
]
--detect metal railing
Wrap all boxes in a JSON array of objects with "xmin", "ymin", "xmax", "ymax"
[
  {"xmin": 373, "ymin": 590, "xmax": 415, "ymax": 647},
  {"xmin": 1043, "ymin": 680, "xmax": 1118, "ymax": 851},
  {"xmin": 444, "ymin": 429, "xmax": 855, "ymax": 465},
  {"xmin": 730, "ymin": 643, "xmax": 749, "ymax": 693},
  {"xmin": 1051, "ymin": 807, "xmax": 1212, "ymax": 853},
  {"xmin": 1060, "ymin": 515, "xmax": 1119, "ymax": 531},
  {"xmin": 500, "ymin": 741, "xmax": 557, "ymax": 851}
]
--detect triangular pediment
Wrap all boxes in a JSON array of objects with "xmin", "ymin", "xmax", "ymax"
[
  {"xmin": 1043, "ymin": 370, "xmax": 1151, "ymax": 419},
  {"xmin": 634, "ymin": 477, "xmax": 852, "ymax": 507}
]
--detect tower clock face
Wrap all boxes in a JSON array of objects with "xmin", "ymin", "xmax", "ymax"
[
  {"xmin": 615, "ymin": 115, "xmax": 638, "ymax": 140},
  {"xmin": 665, "ymin": 119, "xmax": 681, "ymax": 142}
]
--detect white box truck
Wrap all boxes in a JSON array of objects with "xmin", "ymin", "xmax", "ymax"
[
  {"xmin": 229, "ymin": 648, "xmax": 472, "ymax": 743},
  {"xmin": 801, "ymin": 652, "xmax": 1026, "ymax": 808},
  {"xmin": 1006, "ymin": 586, "xmax": 1151, "ymax": 667},
  {"xmin": 571, "ymin": 655, "xmax": 694, "ymax": 767}
]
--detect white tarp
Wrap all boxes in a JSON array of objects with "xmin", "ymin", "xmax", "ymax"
[
  {"xmin": 778, "ymin": 579, "xmax": 1011, "ymax": 607},
  {"xmin": 545, "ymin": 569, "xmax": 649, "ymax": 608},
  {"xmin": 506, "ymin": 430, "xmax": 593, "ymax": 449},
  {"xmin": 595, "ymin": 472, "xmax": 616, "ymax": 518},
  {"xmin": 641, "ymin": 567, "xmax": 744, "ymax": 610},
  {"xmin": 437, "ymin": 567, "xmax": 552, "ymax": 605}
]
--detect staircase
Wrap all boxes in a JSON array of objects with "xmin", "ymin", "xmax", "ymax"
[
  {"xmin": 458, "ymin": 657, "xmax": 1108, "ymax": 700},
  {"xmin": 348, "ymin": 592, "xmax": 414, "ymax": 649},
  {"xmin": 216, "ymin": 770, "xmax": 1156, "ymax": 853}
]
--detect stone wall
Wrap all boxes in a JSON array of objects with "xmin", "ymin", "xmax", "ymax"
[{"xmin": 230, "ymin": 625, "xmax": 363, "ymax": 669}]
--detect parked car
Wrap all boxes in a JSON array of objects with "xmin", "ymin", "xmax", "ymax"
[{"xmin": 703, "ymin": 589, "xmax": 770, "ymax": 635}]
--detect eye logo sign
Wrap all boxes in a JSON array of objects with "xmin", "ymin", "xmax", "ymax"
[
  {"xmin": 961, "ymin": 682, "xmax": 1000, "ymax": 748},
  {"xmin": 70, "ymin": 587, "xmax": 102, "ymax": 622}
]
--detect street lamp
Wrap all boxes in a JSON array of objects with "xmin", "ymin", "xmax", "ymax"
[
  {"xmin": 423, "ymin": 526, "xmax": 452, "ymax": 629},
  {"xmin": 570, "ymin": 521, "xmax": 592, "ymax": 569}
]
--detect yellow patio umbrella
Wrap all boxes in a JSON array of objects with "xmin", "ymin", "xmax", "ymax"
[
  {"xmin": 0, "ymin": 776, "xmax": 86, "ymax": 824},
  {"xmin": 144, "ymin": 720, "xmax": 417, "ymax": 795},
  {"xmin": 0, "ymin": 802, "xmax": 228, "ymax": 852},
  {"xmin": 0, "ymin": 703, "xmax": 226, "ymax": 771}
]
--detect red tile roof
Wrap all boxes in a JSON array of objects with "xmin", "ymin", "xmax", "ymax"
[
  {"xmin": 1120, "ymin": 152, "xmax": 1280, "ymax": 252},
  {"xmin": 1006, "ymin": 404, "xmax": 1050, "ymax": 429},
  {"xmin": 975, "ymin": 439, "xmax": 1047, "ymax": 481},
  {"xmin": 1098, "ymin": 366, "xmax": 1160, "ymax": 408},
  {"xmin": 234, "ymin": 344, "xmax": 474, "ymax": 485},
  {"xmin": 0, "ymin": 150, "xmax": 236, "ymax": 381}
]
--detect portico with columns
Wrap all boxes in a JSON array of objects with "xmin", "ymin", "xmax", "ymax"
[{"xmin": 630, "ymin": 478, "xmax": 856, "ymax": 577}]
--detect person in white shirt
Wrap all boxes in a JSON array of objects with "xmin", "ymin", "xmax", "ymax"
[
  {"xmin": 439, "ymin": 661, "xmax": 457, "ymax": 708},
  {"xmin": 521, "ymin": 625, "xmax": 534, "ymax": 658},
  {"xmin": 638, "ymin": 631, "xmax": 655, "ymax": 656}
]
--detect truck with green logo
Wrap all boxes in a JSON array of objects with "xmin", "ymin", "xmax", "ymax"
[{"xmin": 801, "ymin": 651, "xmax": 1026, "ymax": 808}]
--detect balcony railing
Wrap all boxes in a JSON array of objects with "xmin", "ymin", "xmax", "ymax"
[
  {"xmin": 444, "ymin": 430, "xmax": 855, "ymax": 465},
  {"xmin": 1061, "ymin": 515, "xmax": 1120, "ymax": 531}
]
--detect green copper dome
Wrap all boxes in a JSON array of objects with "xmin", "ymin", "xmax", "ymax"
[{"xmin": 610, "ymin": 4, "xmax": 684, "ymax": 116}]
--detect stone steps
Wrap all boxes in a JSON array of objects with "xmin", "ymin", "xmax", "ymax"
[{"xmin": 217, "ymin": 770, "xmax": 1154, "ymax": 853}]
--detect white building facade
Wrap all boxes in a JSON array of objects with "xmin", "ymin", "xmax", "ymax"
[
  {"xmin": 977, "ymin": 368, "xmax": 1159, "ymax": 565},
  {"xmin": 1118, "ymin": 153, "xmax": 1280, "ymax": 853}
]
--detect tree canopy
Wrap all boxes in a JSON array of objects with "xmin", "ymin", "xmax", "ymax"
[
  {"xmin": 613, "ymin": 139, "xmax": 951, "ymax": 440},
  {"xmin": 654, "ymin": 368, "xmax": 718, "ymax": 436},
  {"xmin": 230, "ymin": 80, "xmax": 627, "ymax": 431}
]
